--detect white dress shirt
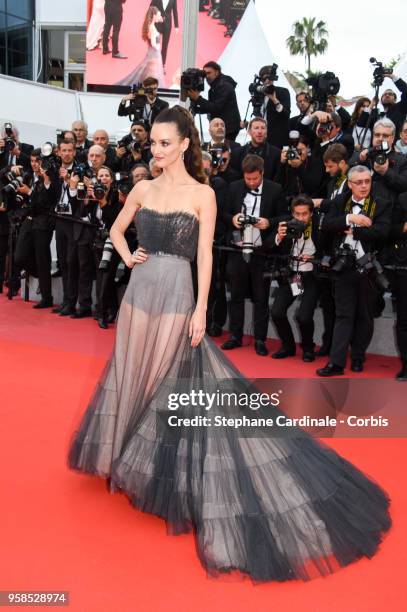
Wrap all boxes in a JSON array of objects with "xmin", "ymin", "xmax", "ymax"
[
  {"xmin": 344, "ymin": 198, "xmax": 366, "ymax": 258},
  {"xmin": 242, "ymin": 182, "xmax": 263, "ymax": 246}
]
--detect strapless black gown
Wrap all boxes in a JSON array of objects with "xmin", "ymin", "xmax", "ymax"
[{"xmin": 68, "ymin": 207, "xmax": 391, "ymax": 583}]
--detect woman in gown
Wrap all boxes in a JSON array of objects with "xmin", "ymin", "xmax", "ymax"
[
  {"xmin": 86, "ymin": 0, "xmax": 105, "ymax": 51},
  {"xmin": 115, "ymin": 6, "xmax": 165, "ymax": 88},
  {"xmin": 68, "ymin": 105, "xmax": 392, "ymax": 583}
]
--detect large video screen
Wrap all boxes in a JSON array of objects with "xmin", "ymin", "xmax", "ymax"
[{"xmin": 86, "ymin": 0, "xmax": 249, "ymax": 91}]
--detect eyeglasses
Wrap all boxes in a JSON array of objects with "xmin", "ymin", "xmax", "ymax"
[{"xmin": 349, "ymin": 179, "xmax": 371, "ymax": 186}]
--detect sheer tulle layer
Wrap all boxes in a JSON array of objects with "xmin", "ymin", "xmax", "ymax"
[{"xmin": 68, "ymin": 253, "xmax": 391, "ymax": 583}]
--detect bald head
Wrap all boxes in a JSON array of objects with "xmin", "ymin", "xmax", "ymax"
[
  {"xmin": 92, "ymin": 129, "xmax": 110, "ymax": 150},
  {"xmin": 88, "ymin": 144, "xmax": 106, "ymax": 171},
  {"xmin": 209, "ymin": 118, "xmax": 226, "ymax": 143}
]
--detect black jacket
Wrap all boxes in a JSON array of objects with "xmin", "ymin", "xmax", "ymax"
[
  {"xmin": 322, "ymin": 191, "xmax": 392, "ymax": 254},
  {"xmin": 117, "ymin": 96, "xmax": 169, "ymax": 126},
  {"xmin": 266, "ymin": 211, "xmax": 329, "ymax": 259},
  {"xmin": 72, "ymin": 188, "xmax": 121, "ymax": 244},
  {"xmin": 358, "ymin": 77, "xmax": 407, "ymax": 139},
  {"xmin": 359, "ymin": 150, "xmax": 407, "ymax": 206},
  {"xmin": 193, "ymin": 74, "xmax": 241, "ymax": 136},
  {"xmin": 209, "ymin": 175, "xmax": 228, "ymax": 241},
  {"xmin": 275, "ymin": 154, "xmax": 324, "ymax": 202},
  {"xmin": 223, "ymin": 178, "xmax": 285, "ymax": 248},
  {"xmin": 150, "ymin": 0, "xmax": 179, "ymax": 30},
  {"xmin": 231, "ymin": 141, "xmax": 280, "ymax": 181},
  {"xmin": 27, "ymin": 175, "xmax": 59, "ymax": 231},
  {"xmin": 264, "ymin": 86, "xmax": 291, "ymax": 149}
]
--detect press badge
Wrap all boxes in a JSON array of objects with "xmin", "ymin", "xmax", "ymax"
[{"xmin": 290, "ymin": 274, "xmax": 304, "ymax": 296}]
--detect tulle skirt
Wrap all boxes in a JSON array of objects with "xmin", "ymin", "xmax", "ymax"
[
  {"xmin": 115, "ymin": 45, "xmax": 165, "ymax": 88},
  {"xmin": 68, "ymin": 253, "xmax": 392, "ymax": 582}
]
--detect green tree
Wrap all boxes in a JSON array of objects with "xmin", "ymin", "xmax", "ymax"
[{"xmin": 286, "ymin": 18, "xmax": 329, "ymax": 75}]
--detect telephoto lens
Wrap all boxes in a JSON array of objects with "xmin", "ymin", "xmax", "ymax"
[{"xmin": 99, "ymin": 237, "xmax": 115, "ymax": 271}]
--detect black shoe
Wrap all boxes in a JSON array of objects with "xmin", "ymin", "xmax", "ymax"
[
  {"xmin": 102, "ymin": 48, "xmax": 111, "ymax": 55},
  {"xmin": 33, "ymin": 298, "xmax": 53, "ymax": 309},
  {"xmin": 207, "ymin": 325, "xmax": 222, "ymax": 337},
  {"xmin": 303, "ymin": 351, "xmax": 315, "ymax": 362},
  {"xmin": 254, "ymin": 340, "xmax": 268, "ymax": 356},
  {"xmin": 351, "ymin": 358, "xmax": 364, "ymax": 372},
  {"xmin": 396, "ymin": 363, "xmax": 407, "ymax": 381},
  {"xmin": 52, "ymin": 305, "xmax": 64, "ymax": 314},
  {"xmin": 70, "ymin": 308, "xmax": 92, "ymax": 319},
  {"xmin": 112, "ymin": 53, "xmax": 127, "ymax": 59},
  {"xmin": 221, "ymin": 337, "xmax": 242, "ymax": 350},
  {"xmin": 106, "ymin": 311, "xmax": 117, "ymax": 324},
  {"xmin": 98, "ymin": 318, "xmax": 109, "ymax": 329},
  {"xmin": 51, "ymin": 268, "xmax": 62, "ymax": 278},
  {"xmin": 315, "ymin": 346, "xmax": 330, "ymax": 357},
  {"xmin": 59, "ymin": 305, "xmax": 76, "ymax": 316},
  {"xmin": 271, "ymin": 347, "xmax": 296, "ymax": 359},
  {"xmin": 316, "ymin": 362, "xmax": 344, "ymax": 377}
]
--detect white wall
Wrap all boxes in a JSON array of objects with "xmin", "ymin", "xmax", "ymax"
[{"xmin": 36, "ymin": 0, "xmax": 86, "ymax": 27}]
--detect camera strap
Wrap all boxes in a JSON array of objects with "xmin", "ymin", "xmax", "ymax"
[{"xmin": 344, "ymin": 195, "xmax": 376, "ymax": 219}]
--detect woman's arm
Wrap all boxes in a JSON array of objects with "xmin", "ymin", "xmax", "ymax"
[
  {"xmin": 149, "ymin": 25, "xmax": 160, "ymax": 50},
  {"xmin": 110, "ymin": 181, "xmax": 146, "ymax": 266},
  {"xmin": 189, "ymin": 185, "xmax": 217, "ymax": 347}
]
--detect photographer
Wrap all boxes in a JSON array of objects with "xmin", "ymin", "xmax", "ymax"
[
  {"xmin": 301, "ymin": 111, "xmax": 355, "ymax": 159},
  {"xmin": 317, "ymin": 165, "xmax": 391, "ymax": 376},
  {"xmin": 358, "ymin": 118, "xmax": 407, "ymax": 205},
  {"xmin": 202, "ymin": 150, "xmax": 228, "ymax": 336},
  {"xmin": 387, "ymin": 191, "xmax": 407, "ymax": 380},
  {"xmin": 71, "ymin": 121, "xmax": 92, "ymax": 161},
  {"xmin": 202, "ymin": 117, "xmax": 241, "ymax": 153},
  {"xmin": 52, "ymin": 139, "xmax": 79, "ymax": 316},
  {"xmin": 92, "ymin": 129, "xmax": 120, "ymax": 171},
  {"xmin": 118, "ymin": 77, "xmax": 169, "ymax": 125},
  {"xmin": 231, "ymin": 117, "xmax": 280, "ymax": 181},
  {"xmin": 288, "ymin": 92, "xmax": 312, "ymax": 134},
  {"xmin": 322, "ymin": 143, "xmax": 350, "ymax": 199},
  {"xmin": 275, "ymin": 133, "xmax": 324, "ymax": 205},
  {"xmin": 268, "ymin": 195, "xmax": 321, "ymax": 362},
  {"xmin": 358, "ymin": 73, "xmax": 407, "ymax": 140},
  {"xmin": 14, "ymin": 149, "xmax": 59, "ymax": 309},
  {"xmin": 222, "ymin": 154, "xmax": 284, "ymax": 356},
  {"xmin": 187, "ymin": 61, "xmax": 241, "ymax": 141},
  {"xmin": 325, "ymin": 96, "xmax": 351, "ymax": 133},
  {"xmin": 131, "ymin": 163, "xmax": 151, "ymax": 184},
  {"xmin": 257, "ymin": 65, "xmax": 291, "ymax": 149},
  {"xmin": 0, "ymin": 123, "xmax": 32, "ymax": 172},
  {"xmin": 116, "ymin": 121, "xmax": 152, "ymax": 171}
]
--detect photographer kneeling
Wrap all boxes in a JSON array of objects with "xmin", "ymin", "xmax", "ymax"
[
  {"xmin": 268, "ymin": 195, "xmax": 321, "ymax": 362},
  {"xmin": 317, "ymin": 165, "xmax": 391, "ymax": 376}
]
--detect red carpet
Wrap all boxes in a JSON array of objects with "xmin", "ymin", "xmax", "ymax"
[{"xmin": 0, "ymin": 294, "xmax": 405, "ymax": 611}]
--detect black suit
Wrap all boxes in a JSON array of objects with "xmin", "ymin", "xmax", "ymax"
[
  {"xmin": 322, "ymin": 192, "xmax": 392, "ymax": 367},
  {"xmin": 358, "ymin": 78, "xmax": 407, "ymax": 140},
  {"xmin": 150, "ymin": 0, "xmax": 179, "ymax": 66},
  {"xmin": 360, "ymin": 150, "xmax": 407, "ymax": 207},
  {"xmin": 387, "ymin": 193, "xmax": 407, "ymax": 363},
  {"xmin": 231, "ymin": 141, "xmax": 280, "ymax": 182},
  {"xmin": 193, "ymin": 74, "xmax": 241, "ymax": 140},
  {"xmin": 103, "ymin": 0, "xmax": 126, "ymax": 55},
  {"xmin": 263, "ymin": 86, "xmax": 291, "ymax": 149},
  {"xmin": 223, "ymin": 178, "xmax": 284, "ymax": 341},
  {"xmin": 118, "ymin": 96, "xmax": 169, "ymax": 126}
]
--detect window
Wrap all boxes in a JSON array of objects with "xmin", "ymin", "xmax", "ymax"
[{"xmin": 0, "ymin": 0, "xmax": 33, "ymax": 79}]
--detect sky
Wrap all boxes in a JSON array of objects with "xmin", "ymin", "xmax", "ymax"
[{"xmin": 255, "ymin": 0, "xmax": 407, "ymax": 99}]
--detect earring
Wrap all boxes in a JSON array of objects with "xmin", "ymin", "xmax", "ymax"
[{"xmin": 182, "ymin": 151, "xmax": 185, "ymax": 160}]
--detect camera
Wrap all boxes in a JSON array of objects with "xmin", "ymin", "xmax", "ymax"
[
  {"xmin": 73, "ymin": 163, "xmax": 94, "ymax": 181},
  {"xmin": 306, "ymin": 71, "xmax": 340, "ymax": 111},
  {"xmin": 115, "ymin": 172, "xmax": 133, "ymax": 195},
  {"xmin": 209, "ymin": 146, "xmax": 224, "ymax": 168},
  {"xmin": 356, "ymin": 252, "xmax": 389, "ymax": 291},
  {"xmin": 286, "ymin": 130, "xmax": 300, "ymax": 161},
  {"xmin": 286, "ymin": 219, "xmax": 307, "ymax": 239},
  {"xmin": 77, "ymin": 182, "xmax": 87, "ymax": 200},
  {"xmin": 91, "ymin": 178, "xmax": 107, "ymax": 201},
  {"xmin": 370, "ymin": 57, "xmax": 393, "ymax": 88},
  {"xmin": 1, "ymin": 170, "xmax": 25, "ymax": 196},
  {"xmin": 331, "ymin": 244, "xmax": 357, "ymax": 273},
  {"xmin": 99, "ymin": 236, "xmax": 115, "ymax": 270},
  {"xmin": 39, "ymin": 142, "xmax": 61, "ymax": 179},
  {"xmin": 366, "ymin": 141, "xmax": 390, "ymax": 166},
  {"xmin": 248, "ymin": 67, "xmax": 278, "ymax": 115},
  {"xmin": 117, "ymin": 133, "xmax": 142, "ymax": 153},
  {"xmin": 2, "ymin": 122, "xmax": 16, "ymax": 153},
  {"xmin": 235, "ymin": 213, "xmax": 259, "ymax": 262},
  {"xmin": 180, "ymin": 68, "xmax": 206, "ymax": 102}
]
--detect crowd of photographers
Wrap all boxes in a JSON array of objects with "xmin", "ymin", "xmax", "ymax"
[{"xmin": 1, "ymin": 59, "xmax": 407, "ymax": 379}]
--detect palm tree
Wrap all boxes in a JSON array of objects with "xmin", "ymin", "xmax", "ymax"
[{"xmin": 286, "ymin": 18, "xmax": 329, "ymax": 75}]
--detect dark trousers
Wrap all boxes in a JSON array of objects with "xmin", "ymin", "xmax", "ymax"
[
  {"xmin": 316, "ymin": 277, "xmax": 335, "ymax": 351},
  {"xmin": 0, "ymin": 232, "xmax": 7, "ymax": 287},
  {"xmin": 225, "ymin": 129, "xmax": 240, "ymax": 142},
  {"xmin": 55, "ymin": 218, "xmax": 77, "ymax": 307},
  {"xmin": 14, "ymin": 218, "xmax": 53, "ymax": 301},
  {"xmin": 330, "ymin": 271, "xmax": 377, "ymax": 367},
  {"xmin": 271, "ymin": 272, "xmax": 318, "ymax": 352},
  {"xmin": 393, "ymin": 271, "xmax": 407, "ymax": 360},
  {"xmin": 161, "ymin": 24, "xmax": 172, "ymax": 66},
  {"xmin": 98, "ymin": 249, "xmax": 120, "ymax": 318},
  {"xmin": 103, "ymin": 1, "xmax": 123, "ymax": 54},
  {"xmin": 207, "ymin": 247, "xmax": 227, "ymax": 330},
  {"xmin": 226, "ymin": 251, "xmax": 270, "ymax": 341},
  {"xmin": 70, "ymin": 240, "xmax": 95, "ymax": 310}
]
